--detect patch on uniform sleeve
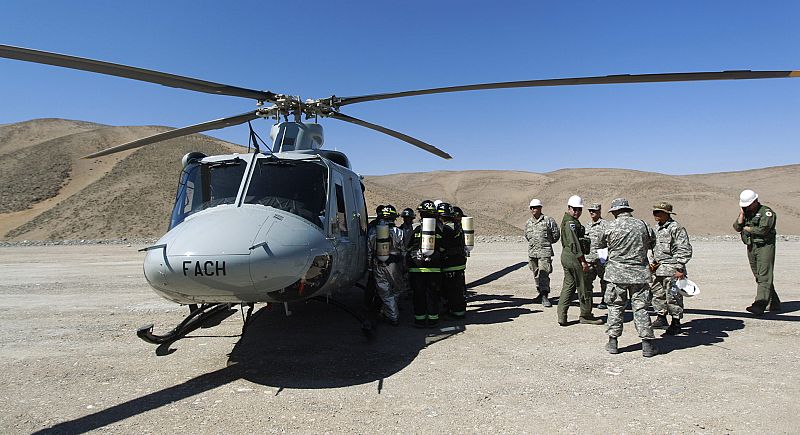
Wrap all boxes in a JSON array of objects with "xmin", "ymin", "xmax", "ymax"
[
  {"xmin": 765, "ymin": 211, "xmax": 773, "ymax": 217},
  {"xmin": 569, "ymin": 223, "xmax": 576, "ymax": 231}
]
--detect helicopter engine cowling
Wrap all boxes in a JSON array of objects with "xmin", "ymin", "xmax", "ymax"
[{"xmin": 143, "ymin": 205, "xmax": 334, "ymax": 304}]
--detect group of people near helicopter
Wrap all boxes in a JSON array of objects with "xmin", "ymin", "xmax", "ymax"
[{"xmin": 366, "ymin": 201, "xmax": 471, "ymax": 328}]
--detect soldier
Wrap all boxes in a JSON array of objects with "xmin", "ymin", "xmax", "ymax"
[
  {"xmin": 438, "ymin": 203, "xmax": 467, "ymax": 319},
  {"xmin": 597, "ymin": 198, "xmax": 659, "ymax": 357},
  {"xmin": 366, "ymin": 205, "xmax": 405, "ymax": 325},
  {"xmin": 408, "ymin": 200, "xmax": 451, "ymax": 328},
  {"xmin": 557, "ymin": 195, "xmax": 602, "ymax": 326},
  {"xmin": 733, "ymin": 189, "xmax": 781, "ymax": 315},
  {"xmin": 585, "ymin": 203, "xmax": 610, "ymax": 309},
  {"xmin": 524, "ymin": 199, "xmax": 560, "ymax": 307},
  {"xmin": 649, "ymin": 201, "xmax": 693, "ymax": 335}
]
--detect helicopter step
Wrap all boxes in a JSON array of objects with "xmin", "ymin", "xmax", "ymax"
[{"xmin": 136, "ymin": 303, "xmax": 231, "ymax": 344}]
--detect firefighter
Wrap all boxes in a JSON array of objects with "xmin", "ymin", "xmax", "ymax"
[
  {"xmin": 440, "ymin": 203, "xmax": 467, "ymax": 319},
  {"xmin": 367, "ymin": 205, "xmax": 405, "ymax": 325},
  {"xmin": 397, "ymin": 208, "xmax": 416, "ymax": 298},
  {"xmin": 407, "ymin": 200, "xmax": 448, "ymax": 328}
]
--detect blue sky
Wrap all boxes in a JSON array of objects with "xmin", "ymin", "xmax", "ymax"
[{"xmin": 1, "ymin": 1, "xmax": 798, "ymax": 175}]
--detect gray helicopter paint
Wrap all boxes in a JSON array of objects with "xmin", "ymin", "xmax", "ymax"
[{"xmin": 142, "ymin": 148, "xmax": 367, "ymax": 305}]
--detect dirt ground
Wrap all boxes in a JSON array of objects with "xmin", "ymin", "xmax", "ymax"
[{"xmin": 1, "ymin": 240, "xmax": 798, "ymax": 434}]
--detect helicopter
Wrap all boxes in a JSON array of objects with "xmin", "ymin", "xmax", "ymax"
[{"xmin": 1, "ymin": 44, "xmax": 797, "ymax": 344}]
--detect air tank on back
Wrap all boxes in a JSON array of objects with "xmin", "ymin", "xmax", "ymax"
[
  {"xmin": 462, "ymin": 216, "xmax": 474, "ymax": 251},
  {"xmin": 421, "ymin": 217, "xmax": 436, "ymax": 256},
  {"xmin": 376, "ymin": 222, "xmax": 391, "ymax": 262}
]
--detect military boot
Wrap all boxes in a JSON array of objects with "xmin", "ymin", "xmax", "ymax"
[
  {"xmin": 606, "ymin": 337, "xmax": 618, "ymax": 354},
  {"xmin": 642, "ymin": 339, "xmax": 659, "ymax": 357},
  {"xmin": 541, "ymin": 294, "xmax": 552, "ymax": 308},
  {"xmin": 651, "ymin": 314, "xmax": 668, "ymax": 329},
  {"xmin": 579, "ymin": 315, "xmax": 604, "ymax": 325},
  {"xmin": 746, "ymin": 305, "xmax": 765, "ymax": 316},
  {"xmin": 664, "ymin": 317, "xmax": 681, "ymax": 335}
]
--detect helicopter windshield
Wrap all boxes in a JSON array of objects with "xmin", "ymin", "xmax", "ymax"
[
  {"xmin": 170, "ymin": 159, "xmax": 247, "ymax": 228},
  {"xmin": 244, "ymin": 158, "xmax": 328, "ymax": 228}
]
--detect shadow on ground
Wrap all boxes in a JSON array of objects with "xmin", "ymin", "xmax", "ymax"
[
  {"xmin": 685, "ymin": 300, "xmax": 800, "ymax": 322},
  {"xmin": 616, "ymin": 317, "xmax": 746, "ymax": 355},
  {"xmin": 35, "ymin": 261, "xmax": 532, "ymax": 434}
]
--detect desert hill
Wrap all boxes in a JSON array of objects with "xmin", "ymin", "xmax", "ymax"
[
  {"xmin": 0, "ymin": 118, "xmax": 797, "ymax": 240},
  {"xmin": 367, "ymin": 166, "xmax": 800, "ymax": 236}
]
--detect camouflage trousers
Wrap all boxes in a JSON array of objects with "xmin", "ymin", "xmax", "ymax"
[
  {"xmin": 528, "ymin": 257, "xmax": 552, "ymax": 295},
  {"xmin": 651, "ymin": 275, "xmax": 684, "ymax": 319},
  {"xmin": 605, "ymin": 282, "xmax": 655, "ymax": 339},
  {"xmin": 585, "ymin": 261, "xmax": 607, "ymax": 302}
]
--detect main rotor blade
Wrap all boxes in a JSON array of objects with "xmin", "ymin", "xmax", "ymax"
[
  {"xmin": 84, "ymin": 111, "xmax": 260, "ymax": 158},
  {"xmin": 336, "ymin": 70, "xmax": 800, "ymax": 106},
  {"xmin": 0, "ymin": 44, "xmax": 275, "ymax": 101},
  {"xmin": 328, "ymin": 112, "xmax": 452, "ymax": 160}
]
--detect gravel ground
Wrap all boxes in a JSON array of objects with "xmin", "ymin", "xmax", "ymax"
[{"xmin": 0, "ymin": 240, "xmax": 798, "ymax": 433}]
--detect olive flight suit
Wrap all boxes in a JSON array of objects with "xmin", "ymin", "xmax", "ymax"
[
  {"xmin": 557, "ymin": 213, "xmax": 593, "ymax": 323},
  {"xmin": 733, "ymin": 204, "xmax": 780, "ymax": 311}
]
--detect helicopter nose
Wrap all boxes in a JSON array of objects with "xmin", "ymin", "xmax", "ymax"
[
  {"xmin": 143, "ymin": 205, "xmax": 270, "ymax": 303},
  {"xmin": 143, "ymin": 205, "xmax": 332, "ymax": 304}
]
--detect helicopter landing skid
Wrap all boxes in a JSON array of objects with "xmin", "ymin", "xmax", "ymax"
[
  {"xmin": 309, "ymin": 296, "xmax": 372, "ymax": 336},
  {"xmin": 136, "ymin": 303, "xmax": 230, "ymax": 344}
]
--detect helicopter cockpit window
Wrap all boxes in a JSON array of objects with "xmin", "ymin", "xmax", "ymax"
[
  {"xmin": 170, "ymin": 159, "xmax": 247, "ymax": 228},
  {"xmin": 244, "ymin": 159, "xmax": 328, "ymax": 228}
]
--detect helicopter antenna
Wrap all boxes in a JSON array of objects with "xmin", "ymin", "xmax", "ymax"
[
  {"xmin": 247, "ymin": 121, "xmax": 273, "ymax": 154},
  {"xmin": 247, "ymin": 121, "xmax": 261, "ymax": 154}
]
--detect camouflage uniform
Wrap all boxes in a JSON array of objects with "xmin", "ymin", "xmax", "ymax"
[
  {"xmin": 585, "ymin": 214, "xmax": 610, "ymax": 305},
  {"xmin": 733, "ymin": 203, "xmax": 780, "ymax": 311},
  {"xmin": 525, "ymin": 215, "xmax": 560, "ymax": 297},
  {"xmin": 651, "ymin": 218, "xmax": 693, "ymax": 319},
  {"xmin": 597, "ymin": 209, "xmax": 656, "ymax": 339}
]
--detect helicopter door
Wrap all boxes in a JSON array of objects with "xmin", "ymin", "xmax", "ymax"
[
  {"xmin": 350, "ymin": 178, "xmax": 368, "ymax": 275},
  {"xmin": 330, "ymin": 172, "xmax": 357, "ymax": 275}
]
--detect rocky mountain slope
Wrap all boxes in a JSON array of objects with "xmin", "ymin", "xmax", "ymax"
[{"xmin": 1, "ymin": 118, "xmax": 797, "ymax": 240}]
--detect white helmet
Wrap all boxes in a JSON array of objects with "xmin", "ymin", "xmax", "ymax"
[
  {"xmin": 739, "ymin": 189, "xmax": 758, "ymax": 207},
  {"xmin": 567, "ymin": 195, "xmax": 584, "ymax": 208},
  {"xmin": 672, "ymin": 278, "xmax": 700, "ymax": 297},
  {"xmin": 529, "ymin": 198, "xmax": 543, "ymax": 208}
]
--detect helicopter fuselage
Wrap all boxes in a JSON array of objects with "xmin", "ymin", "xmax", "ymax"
[{"xmin": 142, "ymin": 150, "xmax": 368, "ymax": 305}]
